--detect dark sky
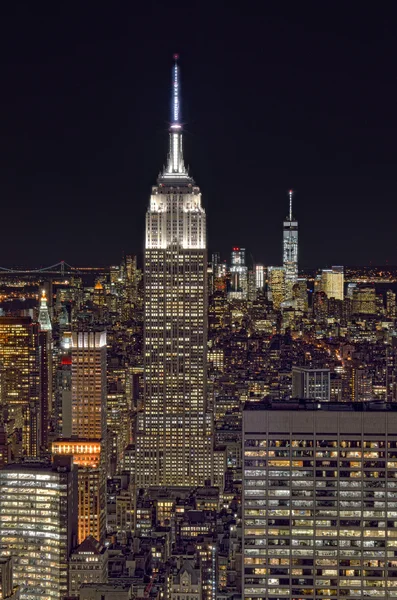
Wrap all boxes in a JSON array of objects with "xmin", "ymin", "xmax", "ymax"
[{"xmin": 0, "ymin": 4, "xmax": 396, "ymax": 268}]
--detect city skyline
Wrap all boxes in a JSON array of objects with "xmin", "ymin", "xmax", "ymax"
[
  {"xmin": 1, "ymin": 15, "xmax": 397, "ymax": 599},
  {"xmin": 0, "ymin": 6, "xmax": 396, "ymax": 267},
  {"xmin": 0, "ymin": 11, "xmax": 397, "ymax": 600}
]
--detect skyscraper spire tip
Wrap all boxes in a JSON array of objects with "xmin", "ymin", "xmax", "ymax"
[
  {"xmin": 289, "ymin": 189, "xmax": 294, "ymax": 221},
  {"xmin": 161, "ymin": 54, "xmax": 188, "ymax": 178},
  {"xmin": 170, "ymin": 54, "xmax": 181, "ymax": 126}
]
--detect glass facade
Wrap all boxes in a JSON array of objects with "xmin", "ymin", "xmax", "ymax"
[
  {"xmin": 0, "ymin": 461, "xmax": 76, "ymax": 600},
  {"xmin": 321, "ymin": 267, "xmax": 344, "ymax": 302}
]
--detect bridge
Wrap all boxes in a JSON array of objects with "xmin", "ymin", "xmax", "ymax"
[{"xmin": 0, "ymin": 261, "xmax": 106, "ymax": 276}]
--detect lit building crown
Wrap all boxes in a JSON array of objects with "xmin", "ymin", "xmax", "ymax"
[
  {"xmin": 38, "ymin": 289, "xmax": 52, "ymax": 331},
  {"xmin": 146, "ymin": 54, "xmax": 205, "ymax": 250}
]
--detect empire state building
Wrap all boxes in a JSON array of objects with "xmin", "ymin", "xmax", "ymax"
[{"xmin": 135, "ymin": 56, "xmax": 213, "ymax": 487}]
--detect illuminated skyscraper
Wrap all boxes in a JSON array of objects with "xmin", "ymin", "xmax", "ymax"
[
  {"xmin": 352, "ymin": 285, "xmax": 376, "ymax": 315},
  {"xmin": 38, "ymin": 289, "xmax": 52, "ymax": 332},
  {"xmin": 229, "ymin": 247, "xmax": 248, "ymax": 300},
  {"xmin": 0, "ymin": 317, "xmax": 40, "ymax": 457},
  {"xmin": 283, "ymin": 190, "xmax": 298, "ymax": 299},
  {"xmin": 0, "ymin": 456, "xmax": 77, "ymax": 600},
  {"xmin": 211, "ymin": 252, "xmax": 221, "ymax": 277},
  {"xmin": 54, "ymin": 332, "xmax": 72, "ymax": 438},
  {"xmin": 53, "ymin": 331, "xmax": 107, "ymax": 543},
  {"xmin": 136, "ymin": 55, "xmax": 213, "ymax": 487},
  {"xmin": 38, "ymin": 290, "xmax": 53, "ymax": 453},
  {"xmin": 296, "ymin": 278, "xmax": 309, "ymax": 312},
  {"xmin": 70, "ymin": 332, "xmax": 106, "ymax": 440},
  {"xmin": 255, "ymin": 264, "xmax": 265, "ymax": 290},
  {"xmin": 321, "ymin": 265, "xmax": 344, "ymax": 301},
  {"xmin": 124, "ymin": 254, "xmax": 139, "ymax": 306},
  {"xmin": 387, "ymin": 289, "xmax": 396, "ymax": 319},
  {"xmin": 268, "ymin": 266, "xmax": 285, "ymax": 310}
]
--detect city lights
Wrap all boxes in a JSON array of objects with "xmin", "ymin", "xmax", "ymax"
[{"xmin": 0, "ymin": 44, "xmax": 395, "ymax": 600}]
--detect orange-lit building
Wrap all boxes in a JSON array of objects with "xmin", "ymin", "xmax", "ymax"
[{"xmin": 52, "ymin": 331, "xmax": 107, "ymax": 543}]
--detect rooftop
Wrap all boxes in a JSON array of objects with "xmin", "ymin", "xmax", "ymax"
[
  {"xmin": 244, "ymin": 398, "xmax": 397, "ymax": 412},
  {"xmin": 80, "ymin": 583, "xmax": 132, "ymax": 590},
  {"xmin": 73, "ymin": 535, "xmax": 106, "ymax": 556},
  {"xmin": 173, "ymin": 560, "xmax": 200, "ymax": 585},
  {"xmin": 1, "ymin": 456, "xmax": 73, "ymax": 472}
]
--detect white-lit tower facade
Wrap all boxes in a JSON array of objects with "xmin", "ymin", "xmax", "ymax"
[
  {"xmin": 283, "ymin": 190, "xmax": 298, "ymax": 299},
  {"xmin": 136, "ymin": 55, "xmax": 213, "ymax": 487},
  {"xmin": 229, "ymin": 247, "xmax": 248, "ymax": 300},
  {"xmin": 37, "ymin": 290, "xmax": 53, "ymax": 453}
]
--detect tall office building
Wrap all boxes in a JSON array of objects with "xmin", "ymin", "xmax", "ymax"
[
  {"xmin": 283, "ymin": 190, "xmax": 298, "ymax": 299},
  {"xmin": 255, "ymin": 265, "xmax": 265, "ymax": 290},
  {"xmin": 122, "ymin": 254, "xmax": 139, "ymax": 318},
  {"xmin": 70, "ymin": 332, "xmax": 106, "ymax": 440},
  {"xmin": 54, "ymin": 332, "xmax": 72, "ymax": 438},
  {"xmin": 352, "ymin": 285, "xmax": 376, "ymax": 315},
  {"xmin": 268, "ymin": 266, "xmax": 286, "ymax": 310},
  {"xmin": 52, "ymin": 331, "xmax": 107, "ymax": 543},
  {"xmin": 211, "ymin": 252, "xmax": 221, "ymax": 278},
  {"xmin": 0, "ymin": 456, "xmax": 77, "ymax": 600},
  {"xmin": 229, "ymin": 247, "xmax": 248, "ymax": 300},
  {"xmin": 37, "ymin": 289, "xmax": 52, "ymax": 332},
  {"xmin": 321, "ymin": 265, "xmax": 344, "ymax": 301},
  {"xmin": 135, "ymin": 56, "xmax": 213, "ymax": 487},
  {"xmin": 0, "ymin": 317, "xmax": 40, "ymax": 458},
  {"xmin": 387, "ymin": 289, "xmax": 396, "ymax": 319},
  {"xmin": 38, "ymin": 291, "xmax": 53, "ymax": 452},
  {"xmin": 209, "ymin": 252, "xmax": 221, "ymax": 297},
  {"xmin": 313, "ymin": 290, "xmax": 329, "ymax": 321},
  {"xmin": 243, "ymin": 399, "xmax": 397, "ymax": 600},
  {"xmin": 247, "ymin": 270, "xmax": 257, "ymax": 302},
  {"xmin": 214, "ymin": 261, "xmax": 227, "ymax": 293},
  {"xmin": 292, "ymin": 366, "xmax": 331, "ymax": 401},
  {"xmin": 386, "ymin": 346, "xmax": 397, "ymax": 403},
  {"xmin": 296, "ymin": 278, "xmax": 309, "ymax": 311}
]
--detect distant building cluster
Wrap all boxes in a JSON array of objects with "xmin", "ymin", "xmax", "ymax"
[{"xmin": 0, "ymin": 56, "xmax": 396, "ymax": 600}]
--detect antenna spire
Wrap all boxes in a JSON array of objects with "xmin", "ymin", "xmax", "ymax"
[
  {"xmin": 161, "ymin": 54, "xmax": 188, "ymax": 179},
  {"xmin": 171, "ymin": 54, "xmax": 181, "ymax": 126},
  {"xmin": 289, "ymin": 189, "xmax": 293, "ymax": 221}
]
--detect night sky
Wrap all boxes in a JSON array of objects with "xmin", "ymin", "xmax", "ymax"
[{"xmin": 0, "ymin": 4, "xmax": 396, "ymax": 268}]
